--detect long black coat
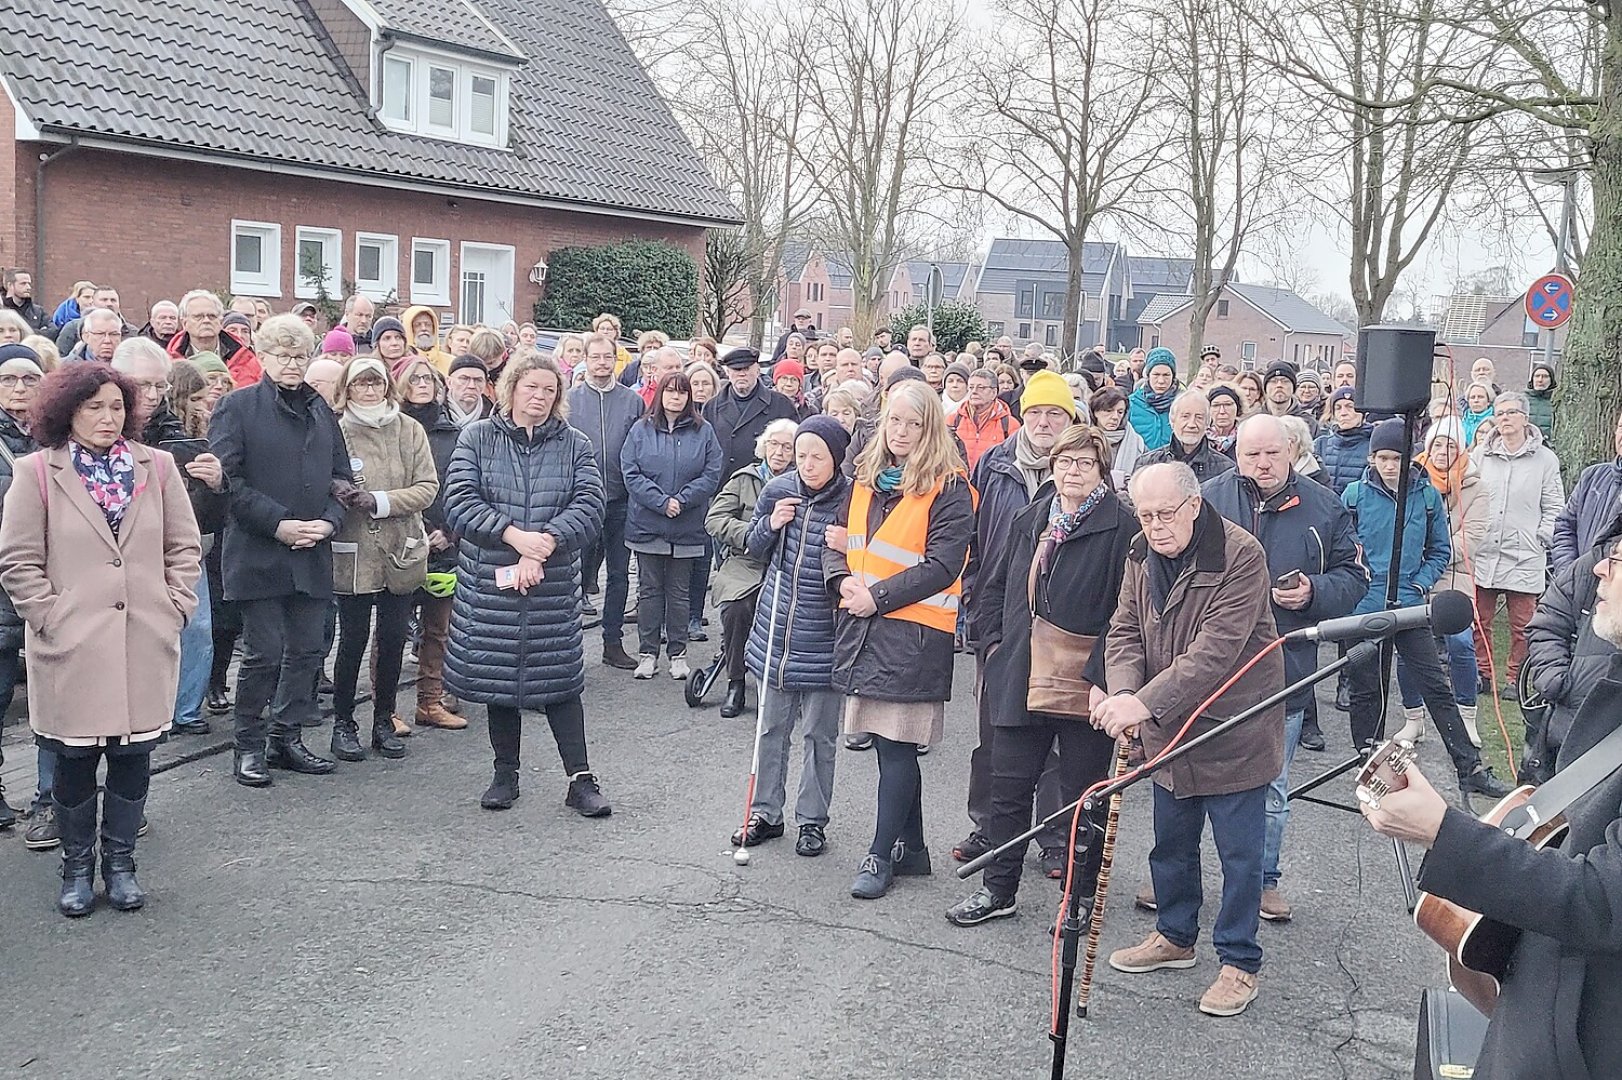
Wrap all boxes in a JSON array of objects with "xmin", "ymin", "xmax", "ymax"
[
  {"xmin": 441, "ymin": 413, "xmax": 604, "ymax": 708},
  {"xmin": 1417, "ymin": 654, "xmax": 1622, "ymax": 1080},
  {"xmin": 208, "ymin": 377, "xmax": 351, "ymax": 602},
  {"xmin": 823, "ymin": 476, "xmax": 974, "ymax": 703},
  {"xmin": 702, "ymin": 380, "xmax": 799, "ymax": 481},
  {"xmin": 1526, "ymin": 546, "xmax": 1619, "ymax": 758},
  {"xmin": 966, "ymin": 435, "xmax": 1046, "ymax": 647},
  {"xmin": 979, "ymin": 490, "xmax": 1138, "ymax": 729},
  {"xmin": 0, "ymin": 409, "xmax": 36, "ymax": 649},
  {"xmin": 403, "ymin": 400, "xmax": 462, "ymax": 573}
]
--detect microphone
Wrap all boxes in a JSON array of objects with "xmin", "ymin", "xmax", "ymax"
[{"xmin": 1284, "ymin": 589, "xmax": 1474, "ymax": 644}]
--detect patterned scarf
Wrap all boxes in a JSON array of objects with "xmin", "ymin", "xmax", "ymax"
[
  {"xmin": 1039, "ymin": 484, "xmax": 1109, "ymax": 572},
  {"xmin": 70, "ymin": 438, "xmax": 137, "ymax": 536},
  {"xmin": 875, "ymin": 465, "xmax": 905, "ymax": 492}
]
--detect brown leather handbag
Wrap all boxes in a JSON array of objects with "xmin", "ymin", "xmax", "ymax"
[{"xmin": 1025, "ymin": 540, "xmax": 1097, "ymax": 719}]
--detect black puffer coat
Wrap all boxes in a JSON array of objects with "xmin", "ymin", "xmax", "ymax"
[
  {"xmin": 1524, "ymin": 543, "xmax": 1619, "ymax": 763},
  {"xmin": 442, "ymin": 413, "xmax": 604, "ymax": 708},
  {"xmin": 744, "ymin": 470, "xmax": 850, "ymax": 691},
  {"xmin": 823, "ymin": 476, "xmax": 975, "ymax": 703},
  {"xmin": 403, "ymin": 400, "xmax": 462, "ymax": 573},
  {"xmin": 0, "ymin": 409, "xmax": 36, "ymax": 649},
  {"xmin": 978, "ymin": 489, "xmax": 1138, "ymax": 729}
]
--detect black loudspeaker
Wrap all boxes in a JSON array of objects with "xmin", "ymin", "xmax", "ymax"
[
  {"xmin": 1413, "ymin": 987, "xmax": 1488, "ymax": 1080},
  {"xmin": 1356, "ymin": 325, "xmax": 1434, "ymax": 413}
]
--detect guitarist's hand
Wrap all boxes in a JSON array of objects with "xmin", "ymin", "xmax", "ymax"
[{"xmin": 1361, "ymin": 763, "xmax": 1448, "ymax": 849}]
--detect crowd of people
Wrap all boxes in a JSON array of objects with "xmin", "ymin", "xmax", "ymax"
[{"xmin": 0, "ymin": 266, "xmax": 1605, "ymax": 1029}]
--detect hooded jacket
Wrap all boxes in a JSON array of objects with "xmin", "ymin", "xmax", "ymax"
[
  {"xmin": 1472, "ymin": 425, "xmax": 1566, "ymax": 593},
  {"xmin": 400, "ymin": 305, "xmax": 455, "ymax": 375},
  {"xmin": 1525, "ymin": 362, "xmax": 1557, "ymax": 441},
  {"xmin": 167, "ymin": 329, "xmax": 261, "ymax": 389},
  {"xmin": 949, "ymin": 398, "xmax": 1019, "ymax": 469},
  {"xmin": 743, "ymin": 469, "xmax": 851, "ymax": 691},
  {"xmin": 1525, "ymin": 544, "xmax": 1620, "ymax": 761},
  {"xmin": 1313, "ymin": 422, "xmax": 1374, "ymax": 496},
  {"xmin": 1343, "ymin": 466, "xmax": 1450, "ymax": 613},
  {"xmin": 1552, "ymin": 457, "xmax": 1622, "ymax": 572},
  {"xmin": 1126, "ymin": 386, "xmax": 1173, "ymax": 450},
  {"xmin": 966, "ymin": 433, "xmax": 1047, "ymax": 647}
]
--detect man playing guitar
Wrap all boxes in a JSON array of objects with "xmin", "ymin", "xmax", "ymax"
[{"xmin": 1363, "ymin": 538, "xmax": 1622, "ymax": 1080}]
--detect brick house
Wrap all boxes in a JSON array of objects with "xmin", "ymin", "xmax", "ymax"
[
  {"xmin": 0, "ymin": 0, "xmax": 737, "ymax": 325},
  {"xmin": 1433, "ymin": 292, "xmax": 1569, "ymax": 388},
  {"xmin": 1139, "ymin": 282, "xmax": 1350, "ymax": 371},
  {"xmin": 773, "ymin": 248, "xmax": 915, "ymax": 335}
]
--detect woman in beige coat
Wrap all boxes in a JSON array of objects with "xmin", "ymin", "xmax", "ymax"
[
  {"xmin": 0, "ymin": 363, "xmax": 201, "ymax": 917},
  {"xmin": 328, "ymin": 356, "xmax": 438, "ymax": 763}
]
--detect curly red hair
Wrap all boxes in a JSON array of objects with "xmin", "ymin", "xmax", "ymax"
[{"xmin": 30, "ymin": 362, "xmax": 142, "ymax": 449}]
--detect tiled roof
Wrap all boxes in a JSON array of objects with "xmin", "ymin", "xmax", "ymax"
[
  {"xmin": 908, "ymin": 261, "xmax": 970, "ymax": 296},
  {"xmin": 369, "ymin": 0, "xmax": 525, "ymax": 61},
  {"xmin": 1230, "ymin": 283, "xmax": 1348, "ymax": 336},
  {"xmin": 0, "ymin": 0, "xmax": 738, "ymax": 227}
]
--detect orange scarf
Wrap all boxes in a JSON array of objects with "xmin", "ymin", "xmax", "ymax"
[{"xmin": 1417, "ymin": 450, "xmax": 1467, "ymax": 502}]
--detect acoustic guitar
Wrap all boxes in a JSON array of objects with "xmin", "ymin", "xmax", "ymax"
[{"xmin": 1356, "ymin": 741, "xmax": 1569, "ymax": 1017}]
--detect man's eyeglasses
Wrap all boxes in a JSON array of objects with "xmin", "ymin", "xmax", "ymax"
[
  {"xmin": 1136, "ymin": 495, "xmax": 1193, "ymax": 527},
  {"xmin": 0, "ymin": 374, "xmax": 41, "ymax": 389},
  {"xmin": 135, "ymin": 380, "xmax": 170, "ymax": 395}
]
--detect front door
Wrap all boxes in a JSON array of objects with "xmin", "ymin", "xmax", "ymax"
[{"xmin": 459, "ymin": 243, "xmax": 516, "ymax": 326}]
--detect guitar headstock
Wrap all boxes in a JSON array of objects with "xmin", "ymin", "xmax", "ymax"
[{"xmin": 1355, "ymin": 739, "xmax": 1416, "ymax": 809}]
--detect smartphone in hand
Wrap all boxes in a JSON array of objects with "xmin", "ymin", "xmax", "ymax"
[
  {"xmin": 496, "ymin": 565, "xmax": 520, "ymax": 590},
  {"xmin": 1274, "ymin": 569, "xmax": 1304, "ymax": 590}
]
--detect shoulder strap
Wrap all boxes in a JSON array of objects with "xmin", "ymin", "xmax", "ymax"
[
  {"xmin": 1501, "ymin": 719, "xmax": 1622, "ymax": 840},
  {"xmin": 1000, "ymin": 415, "xmax": 1011, "ymax": 439},
  {"xmin": 0, "ymin": 439, "xmax": 13, "ymax": 469}
]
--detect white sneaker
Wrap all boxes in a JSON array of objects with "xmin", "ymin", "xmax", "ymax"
[
  {"xmin": 634, "ymin": 654, "xmax": 656, "ymax": 680},
  {"xmin": 1393, "ymin": 706, "xmax": 1426, "ymax": 744},
  {"xmin": 669, "ymin": 656, "xmax": 690, "ymax": 681}
]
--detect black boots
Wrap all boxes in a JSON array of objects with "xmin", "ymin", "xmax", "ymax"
[
  {"xmin": 54, "ymin": 795, "xmax": 98, "ymax": 918},
  {"xmin": 565, "ymin": 772, "xmax": 613, "ymax": 817},
  {"xmin": 371, "ymin": 718, "xmax": 407, "ymax": 759},
  {"xmin": 481, "ymin": 770, "xmax": 521, "ymax": 810},
  {"xmin": 720, "ymin": 680, "xmax": 747, "ymax": 718},
  {"xmin": 330, "ymin": 719, "xmax": 366, "ymax": 762},
  {"xmin": 233, "ymin": 749, "xmax": 272, "ymax": 787},
  {"xmin": 267, "ymin": 733, "xmax": 336, "ymax": 775},
  {"xmin": 99, "ymin": 790, "xmax": 148, "ymax": 911}
]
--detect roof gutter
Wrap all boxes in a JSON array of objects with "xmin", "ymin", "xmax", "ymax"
[{"xmin": 36, "ymin": 139, "xmax": 81, "ymax": 299}]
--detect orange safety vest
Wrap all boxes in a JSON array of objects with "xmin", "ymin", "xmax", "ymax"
[{"xmin": 845, "ymin": 478, "xmax": 965, "ymax": 634}]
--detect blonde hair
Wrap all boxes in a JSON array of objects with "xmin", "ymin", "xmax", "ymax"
[
  {"xmin": 636, "ymin": 329, "xmax": 669, "ymax": 352},
  {"xmin": 22, "ymin": 335, "xmax": 59, "ymax": 371},
  {"xmin": 856, "ymin": 380, "xmax": 961, "ymax": 496},
  {"xmin": 468, "ymin": 327, "xmax": 506, "ymax": 364},
  {"xmin": 496, "ymin": 351, "xmax": 568, "ymax": 421},
  {"xmin": 253, "ymin": 313, "xmax": 316, "ymax": 357}
]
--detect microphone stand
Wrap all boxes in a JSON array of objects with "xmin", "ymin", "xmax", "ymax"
[{"xmin": 959, "ymin": 641, "xmax": 1380, "ymax": 1080}]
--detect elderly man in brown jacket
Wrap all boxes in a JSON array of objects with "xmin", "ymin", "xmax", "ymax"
[{"xmin": 1088, "ymin": 461, "xmax": 1284, "ymax": 1019}]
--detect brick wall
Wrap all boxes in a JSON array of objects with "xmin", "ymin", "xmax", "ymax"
[
  {"xmin": 0, "ymin": 95, "xmax": 17, "ymax": 271},
  {"xmin": 24, "ymin": 145, "xmax": 706, "ymax": 323},
  {"xmin": 1143, "ymin": 295, "xmax": 1345, "ymax": 372}
]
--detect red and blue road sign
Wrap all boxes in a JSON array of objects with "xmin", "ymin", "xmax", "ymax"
[{"xmin": 1525, "ymin": 272, "xmax": 1575, "ymax": 329}]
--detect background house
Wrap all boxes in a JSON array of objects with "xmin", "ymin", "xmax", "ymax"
[
  {"xmin": 0, "ymin": 0, "xmax": 737, "ymax": 325},
  {"xmin": 774, "ymin": 246, "xmax": 917, "ymax": 333},
  {"xmin": 1138, "ymin": 282, "xmax": 1350, "ymax": 370},
  {"xmin": 1431, "ymin": 290, "xmax": 1567, "ymax": 387}
]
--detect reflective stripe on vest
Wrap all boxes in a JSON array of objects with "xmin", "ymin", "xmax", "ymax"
[{"xmin": 845, "ymin": 478, "xmax": 964, "ymax": 633}]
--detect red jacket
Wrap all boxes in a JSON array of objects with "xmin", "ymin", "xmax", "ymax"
[
  {"xmin": 950, "ymin": 399, "xmax": 1019, "ymax": 469},
  {"xmin": 166, "ymin": 330, "xmax": 262, "ymax": 389}
]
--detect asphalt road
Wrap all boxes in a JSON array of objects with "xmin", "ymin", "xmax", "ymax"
[{"xmin": 0, "ymin": 644, "xmax": 1479, "ymax": 1080}]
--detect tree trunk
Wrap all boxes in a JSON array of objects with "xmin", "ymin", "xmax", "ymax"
[
  {"xmin": 1555, "ymin": 10, "xmax": 1622, "ymax": 480},
  {"xmin": 1187, "ymin": 306, "xmax": 1209, "ymax": 379},
  {"xmin": 1062, "ymin": 239, "xmax": 1085, "ymax": 358}
]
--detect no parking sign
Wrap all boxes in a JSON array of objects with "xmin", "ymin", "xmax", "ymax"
[{"xmin": 1525, "ymin": 273, "xmax": 1575, "ymax": 328}]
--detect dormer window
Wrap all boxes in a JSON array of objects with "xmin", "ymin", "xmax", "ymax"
[{"xmin": 377, "ymin": 45, "xmax": 510, "ymax": 149}]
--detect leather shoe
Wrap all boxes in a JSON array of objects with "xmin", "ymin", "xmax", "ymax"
[
  {"xmin": 719, "ymin": 680, "xmax": 747, "ymax": 718},
  {"xmin": 415, "ymin": 702, "xmax": 467, "ymax": 730},
  {"xmin": 796, "ymin": 823, "xmax": 827, "ymax": 857},
  {"xmin": 233, "ymin": 750, "xmax": 272, "ymax": 787},
  {"xmin": 602, "ymin": 641, "xmax": 638, "ymax": 670},
  {"xmin": 330, "ymin": 719, "xmax": 367, "ymax": 762},
  {"xmin": 267, "ymin": 736, "xmax": 336, "ymax": 775},
  {"xmin": 371, "ymin": 719, "xmax": 408, "ymax": 759},
  {"xmin": 172, "ymin": 718, "xmax": 211, "ymax": 736},
  {"xmin": 205, "ymin": 687, "xmax": 232, "ymax": 715},
  {"xmin": 1298, "ymin": 725, "xmax": 1326, "ymax": 752}
]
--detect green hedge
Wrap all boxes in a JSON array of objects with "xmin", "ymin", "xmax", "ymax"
[
  {"xmin": 534, "ymin": 240, "xmax": 698, "ymax": 336},
  {"xmin": 889, "ymin": 300, "xmax": 989, "ymax": 353}
]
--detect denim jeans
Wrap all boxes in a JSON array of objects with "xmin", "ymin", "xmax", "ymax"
[
  {"xmin": 688, "ymin": 539, "xmax": 714, "ymax": 630},
  {"xmin": 1150, "ymin": 782, "xmax": 1267, "ymax": 974},
  {"xmin": 1397, "ymin": 629, "xmax": 1477, "ymax": 709},
  {"xmin": 173, "ymin": 569, "xmax": 215, "ymax": 726},
  {"xmin": 1263, "ymin": 709, "xmax": 1304, "ymax": 890},
  {"xmin": 749, "ymin": 685, "xmax": 842, "ymax": 828},
  {"xmin": 597, "ymin": 499, "xmax": 630, "ymax": 644}
]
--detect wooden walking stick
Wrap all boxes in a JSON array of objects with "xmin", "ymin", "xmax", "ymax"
[{"xmin": 1075, "ymin": 740, "xmax": 1132, "ymax": 1018}]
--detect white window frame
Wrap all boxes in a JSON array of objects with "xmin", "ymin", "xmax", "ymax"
[
  {"xmin": 230, "ymin": 220, "xmax": 282, "ymax": 298},
  {"xmin": 374, "ymin": 45, "xmax": 510, "ymax": 150},
  {"xmin": 294, "ymin": 227, "xmax": 342, "ymax": 300},
  {"xmin": 354, "ymin": 232, "xmax": 399, "ymax": 301},
  {"xmin": 410, "ymin": 238, "xmax": 452, "ymax": 307},
  {"xmin": 381, "ymin": 53, "xmax": 414, "ymax": 124}
]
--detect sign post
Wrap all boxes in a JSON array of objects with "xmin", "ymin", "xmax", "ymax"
[{"xmin": 925, "ymin": 263, "xmax": 943, "ymax": 341}]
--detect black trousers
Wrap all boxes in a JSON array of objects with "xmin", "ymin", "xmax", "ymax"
[
  {"xmin": 719, "ymin": 595, "xmax": 757, "ymax": 682},
  {"xmin": 54, "ymin": 749, "xmax": 151, "ymax": 805},
  {"xmin": 983, "ymin": 719, "xmax": 1116, "ymax": 899},
  {"xmin": 206, "ymin": 545, "xmax": 242, "ymax": 691},
  {"xmin": 234, "ymin": 594, "xmax": 330, "ymax": 750},
  {"xmin": 1348, "ymin": 627, "xmax": 1481, "ymax": 777},
  {"xmin": 487, "ymin": 698, "xmax": 590, "ymax": 777},
  {"xmin": 334, "ymin": 591, "xmax": 414, "ymax": 725}
]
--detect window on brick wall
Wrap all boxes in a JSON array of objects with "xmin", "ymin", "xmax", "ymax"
[
  {"xmin": 411, "ymin": 238, "xmax": 451, "ymax": 307},
  {"xmin": 1217, "ymin": 298, "xmax": 1231, "ymax": 317},
  {"xmin": 231, "ymin": 220, "xmax": 281, "ymax": 298},
  {"xmin": 355, "ymin": 233, "xmax": 398, "ymax": 301},
  {"xmin": 295, "ymin": 227, "xmax": 342, "ymax": 300}
]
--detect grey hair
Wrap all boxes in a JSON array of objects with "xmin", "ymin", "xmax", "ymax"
[
  {"xmin": 754, "ymin": 417, "xmax": 799, "ymax": 459},
  {"xmin": 111, "ymin": 337, "xmax": 171, "ymax": 373},
  {"xmin": 1170, "ymin": 389, "xmax": 1210, "ymax": 417},
  {"xmin": 82, "ymin": 307, "xmax": 122, "ymax": 334},
  {"xmin": 253, "ymin": 313, "xmax": 316, "ymax": 357},
  {"xmin": 1494, "ymin": 390, "xmax": 1529, "ymax": 414},
  {"xmin": 1275, "ymin": 415, "xmax": 1314, "ymax": 458},
  {"xmin": 1129, "ymin": 461, "xmax": 1201, "ymax": 504},
  {"xmin": 178, "ymin": 288, "xmax": 224, "ymax": 317},
  {"xmin": 0, "ymin": 309, "xmax": 29, "ymax": 338},
  {"xmin": 149, "ymin": 299, "xmax": 179, "ymax": 317}
]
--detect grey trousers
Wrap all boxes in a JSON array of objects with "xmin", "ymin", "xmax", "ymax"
[
  {"xmin": 750, "ymin": 685, "xmax": 842, "ymax": 828},
  {"xmin": 635, "ymin": 552, "xmax": 694, "ymax": 658},
  {"xmin": 967, "ymin": 651, "xmax": 1066, "ymax": 851}
]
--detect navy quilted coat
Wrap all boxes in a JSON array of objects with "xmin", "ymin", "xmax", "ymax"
[
  {"xmin": 744, "ymin": 470, "xmax": 849, "ymax": 691},
  {"xmin": 442, "ymin": 413, "xmax": 604, "ymax": 708},
  {"xmin": 1312, "ymin": 422, "xmax": 1373, "ymax": 496}
]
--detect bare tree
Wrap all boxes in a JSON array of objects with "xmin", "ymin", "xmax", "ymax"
[
  {"xmin": 699, "ymin": 230, "xmax": 753, "ymax": 341},
  {"xmin": 790, "ymin": 0, "xmax": 961, "ymax": 341},
  {"xmin": 935, "ymin": 0, "xmax": 1164, "ymax": 357}
]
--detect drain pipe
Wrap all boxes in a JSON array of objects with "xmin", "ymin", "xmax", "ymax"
[{"xmin": 35, "ymin": 138, "xmax": 81, "ymax": 300}]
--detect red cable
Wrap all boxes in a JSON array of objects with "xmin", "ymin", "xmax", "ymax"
[{"xmin": 1050, "ymin": 632, "xmax": 1289, "ymax": 1031}]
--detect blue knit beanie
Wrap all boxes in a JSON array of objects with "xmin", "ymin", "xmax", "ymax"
[{"xmin": 1144, "ymin": 347, "xmax": 1177, "ymax": 374}]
